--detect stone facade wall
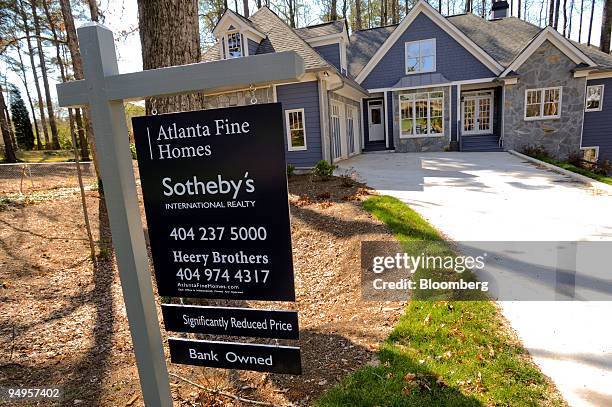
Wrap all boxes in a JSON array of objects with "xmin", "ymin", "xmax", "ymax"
[
  {"xmin": 503, "ymin": 41, "xmax": 586, "ymax": 160},
  {"xmin": 392, "ymin": 86, "xmax": 452, "ymax": 152},
  {"xmin": 202, "ymin": 87, "xmax": 274, "ymax": 109}
]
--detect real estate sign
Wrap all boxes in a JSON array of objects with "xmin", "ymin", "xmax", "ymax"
[{"xmin": 132, "ymin": 103, "xmax": 295, "ymax": 301}]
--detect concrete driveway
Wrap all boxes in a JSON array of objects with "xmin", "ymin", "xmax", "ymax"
[{"xmin": 338, "ymin": 152, "xmax": 612, "ymax": 407}]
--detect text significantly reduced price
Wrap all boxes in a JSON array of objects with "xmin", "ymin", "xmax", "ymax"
[
  {"xmin": 132, "ymin": 103, "xmax": 295, "ymax": 301},
  {"xmin": 133, "ymin": 103, "xmax": 301, "ymax": 375}
]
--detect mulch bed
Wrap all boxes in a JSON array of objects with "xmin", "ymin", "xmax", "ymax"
[{"xmin": 0, "ymin": 174, "xmax": 403, "ymax": 406}]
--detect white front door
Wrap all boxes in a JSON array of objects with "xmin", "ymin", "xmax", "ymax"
[
  {"xmin": 368, "ymin": 102, "xmax": 384, "ymax": 141},
  {"xmin": 462, "ymin": 94, "xmax": 493, "ymax": 135}
]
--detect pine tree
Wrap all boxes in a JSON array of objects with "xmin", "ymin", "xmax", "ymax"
[{"xmin": 10, "ymin": 87, "xmax": 35, "ymax": 150}]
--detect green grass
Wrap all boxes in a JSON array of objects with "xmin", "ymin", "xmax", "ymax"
[
  {"xmin": 0, "ymin": 149, "xmax": 77, "ymax": 163},
  {"xmin": 530, "ymin": 154, "xmax": 612, "ymax": 186},
  {"xmin": 316, "ymin": 196, "xmax": 563, "ymax": 407}
]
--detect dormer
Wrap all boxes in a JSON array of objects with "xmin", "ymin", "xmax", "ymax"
[
  {"xmin": 296, "ymin": 20, "xmax": 350, "ymax": 74},
  {"xmin": 213, "ymin": 9, "xmax": 266, "ymax": 59}
]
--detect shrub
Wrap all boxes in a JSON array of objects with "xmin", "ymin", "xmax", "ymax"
[
  {"xmin": 312, "ymin": 160, "xmax": 336, "ymax": 181},
  {"xmin": 338, "ymin": 167, "xmax": 358, "ymax": 187},
  {"xmin": 287, "ymin": 164, "xmax": 295, "ymax": 177},
  {"xmin": 521, "ymin": 145, "xmax": 550, "ymax": 161},
  {"xmin": 130, "ymin": 143, "xmax": 137, "ymax": 159}
]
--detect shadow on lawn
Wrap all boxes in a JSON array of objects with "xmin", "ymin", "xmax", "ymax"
[
  {"xmin": 264, "ymin": 329, "xmax": 484, "ymax": 407},
  {"xmin": 0, "ymin": 199, "xmax": 114, "ymax": 406}
]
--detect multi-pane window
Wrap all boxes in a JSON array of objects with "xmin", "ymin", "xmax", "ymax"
[
  {"xmin": 405, "ymin": 39, "xmax": 436, "ymax": 74},
  {"xmin": 585, "ymin": 85, "xmax": 604, "ymax": 112},
  {"xmin": 285, "ymin": 109, "xmax": 307, "ymax": 151},
  {"xmin": 227, "ymin": 32, "xmax": 243, "ymax": 58},
  {"xmin": 400, "ymin": 91, "xmax": 444, "ymax": 137},
  {"xmin": 525, "ymin": 87, "xmax": 562, "ymax": 120}
]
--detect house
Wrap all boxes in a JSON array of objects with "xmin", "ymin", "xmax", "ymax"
[{"xmin": 203, "ymin": 0, "xmax": 612, "ymax": 169}]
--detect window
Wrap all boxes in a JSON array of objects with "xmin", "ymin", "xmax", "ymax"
[
  {"xmin": 227, "ymin": 32, "xmax": 243, "ymax": 58},
  {"xmin": 285, "ymin": 109, "xmax": 307, "ymax": 151},
  {"xmin": 405, "ymin": 39, "xmax": 436, "ymax": 74},
  {"xmin": 585, "ymin": 85, "xmax": 604, "ymax": 112},
  {"xmin": 399, "ymin": 91, "xmax": 444, "ymax": 138},
  {"xmin": 524, "ymin": 87, "xmax": 562, "ymax": 120}
]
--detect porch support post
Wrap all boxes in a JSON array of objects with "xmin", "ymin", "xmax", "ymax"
[
  {"xmin": 456, "ymin": 84, "xmax": 461, "ymax": 150},
  {"xmin": 383, "ymin": 90, "xmax": 389, "ymax": 149}
]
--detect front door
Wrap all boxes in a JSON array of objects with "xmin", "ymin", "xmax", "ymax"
[
  {"xmin": 462, "ymin": 93, "xmax": 493, "ymax": 135},
  {"xmin": 368, "ymin": 101, "xmax": 384, "ymax": 141}
]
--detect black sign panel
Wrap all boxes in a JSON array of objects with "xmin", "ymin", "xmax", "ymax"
[
  {"xmin": 132, "ymin": 104, "xmax": 295, "ymax": 300},
  {"xmin": 168, "ymin": 338, "xmax": 302, "ymax": 374},
  {"xmin": 162, "ymin": 304, "xmax": 299, "ymax": 339}
]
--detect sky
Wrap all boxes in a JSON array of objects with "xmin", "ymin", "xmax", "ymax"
[{"xmin": 0, "ymin": 0, "xmax": 605, "ymax": 115}]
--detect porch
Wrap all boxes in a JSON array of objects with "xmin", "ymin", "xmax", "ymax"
[{"xmin": 361, "ymin": 80, "xmax": 504, "ymax": 153}]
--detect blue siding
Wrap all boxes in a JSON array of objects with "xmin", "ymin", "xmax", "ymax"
[
  {"xmin": 362, "ymin": 13, "xmax": 495, "ymax": 89},
  {"xmin": 314, "ymin": 44, "xmax": 341, "ymax": 70},
  {"xmin": 276, "ymin": 81, "xmax": 323, "ymax": 167},
  {"xmin": 248, "ymin": 39, "xmax": 259, "ymax": 56},
  {"xmin": 583, "ymin": 78, "xmax": 612, "ymax": 165}
]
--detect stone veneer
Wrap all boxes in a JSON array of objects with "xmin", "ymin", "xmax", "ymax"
[
  {"xmin": 202, "ymin": 87, "xmax": 274, "ymax": 109},
  {"xmin": 503, "ymin": 40, "xmax": 586, "ymax": 160},
  {"xmin": 392, "ymin": 86, "xmax": 452, "ymax": 152}
]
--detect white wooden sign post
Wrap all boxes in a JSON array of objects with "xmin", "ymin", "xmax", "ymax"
[{"xmin": 56, "ymin": 23, "xmax": 304, "ymax": 407}]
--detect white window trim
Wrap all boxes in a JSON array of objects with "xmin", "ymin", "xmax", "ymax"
[
  {"xmin": 580, "ymin": 146, "xmax": 600, "ymax": 161},
  {"xmin": 524, "ymin": 86, "xmax": 562, "ymax": 121},
  {"xmin": 224, "ymin": 30, "xmax": 246, "ymax": 59},
  {"xmin": 285, "ymin": 108, "xmax": 307, "ymax": 151},
  {"xmin": 585, "ymin": 84, "xmax": 604, "ymax": 112},
  {"xmin": 405, "ymin": 38, "xmax": 436, "ymax": 75},
  {"xmin": 399, "ymin": 91, "xmax": 445, "ymax": 139}
]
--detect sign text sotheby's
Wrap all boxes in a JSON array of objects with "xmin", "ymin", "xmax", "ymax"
[{"xmin": 132, "ymin": 103, "xmax": 295, "ymax": 301}]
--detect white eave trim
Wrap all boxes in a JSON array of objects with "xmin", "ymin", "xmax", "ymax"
[
  {"xmin": 355, "ymin": 0, "xmax": 504, "ymax": 84},
  {"xmin": 587, "ymin": 70, "xmax": 612, "ymax": 79},
  {"xmin": 500, "ymin": 26, "xmax": 597, "ymax": 77},
  {"xmin": 305, "ymin": 32, "xmax": 349, "ymax": 47},
  {"xmin": 212, "ymin": 11, "xmax": 266, "ymax": 41}
]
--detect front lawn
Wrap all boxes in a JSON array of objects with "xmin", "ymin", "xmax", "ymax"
[{"xmin": 316, "ymin": 196, "xmax": 565, "ymax": 406}]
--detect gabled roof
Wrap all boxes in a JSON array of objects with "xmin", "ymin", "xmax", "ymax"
[
  {"xmin": 348, "ymin": 11, "xmax": 612, "ymax": 80},
  {"xmin": 347, "ymin": 25, "xmax": 396, "ymax": 78},
  {"xmin": 354, "ymin": 0, "xmax": 505, "ymax": 83},
  {"xmin": 212, "ymin": 8, "xmax": 266, "ymax": 39},
  {"xmin": 500, "ymin": 26, "xmax": 596, "ymax": 76},
  {"xmin": 295, "ymin": 20, "xmax": 346, "ymax": 40}
]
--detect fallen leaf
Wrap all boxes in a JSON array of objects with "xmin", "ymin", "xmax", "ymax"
[{"xmin": 125, "ymin": 394, "xmax": 139, "ymax": 406}]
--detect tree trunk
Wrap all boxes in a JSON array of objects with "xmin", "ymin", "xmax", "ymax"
[
  {"xmin": 14, "ymin": 43, "xmax": 41, "ymax": 149},
  {"xmin": 568, "ymin": 0, "xmax": 574, "ymax": 38},
  {"xmin": 59, "ymin": 0, "xmax": 99, "ymax": 177},
  {"xmin": 256, "ymin": 0, "xmax": 261, "ymax": 8},
  {"xmin": 587, "ymin": 0, "xmax": 595, "ymax": 45},
  {"xmin": 331, "ymin": 0, "xmax": 338, "ymax": 20},
  {"xmin": 18, "ymin": 0, "xmax": 49, "ymax": 150},
  {"xmin": 0, "ymin": 85, "xmax": 17, "ymax": 162},
  {"xmin": 355, "ymin": 0, "xmax": 362, "ymax": 29},
  {"xmin": 288, "ymin": 0, "xmax": 295, "ymax": 26},
  {"xmin": 578, "ymin": 0, "xmax": 584, "ymax": 42},
  {"xmin": 31, "ymin": 0, "xmax": 60, "ymax": 150},
  {"xmin": 43, "ymin": 0, "xmax": 90, "ymax": 160},
  {"xmin": 518, "ymin": 0, "xmax": 522, "ymax": 18},
  {"xmin": 137, "ymin": 0, "xmax": 202, "ymax": 114},
  {"xmin": 465, "ymin": 0, "xmax": 472, "ymax": 13},
  {"xmin": 243, "ymin": 0, "xmax": 249, "ymax": 16},
  {"xmin": 601, "ymin": 0, "xmax": 612, "ymax": 52},
  {"xmin": 87, "ymin": 0, "xmax": 99, "ymax": 20},
  {"xmin": 548, "ymin": 0, "xmax": 555, "ymax": 25},
  {"xmin": 562, "ymin": 0, "xmax": 568, "ymax": 36},
  {"xmin": 553, "ymin": 0, "xmax": 561, "ymax": 28}
]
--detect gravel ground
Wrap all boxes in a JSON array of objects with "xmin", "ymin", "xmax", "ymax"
[{"xmin": 0, "ymin": 174, "xmax": 403, "ymax": 406}]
